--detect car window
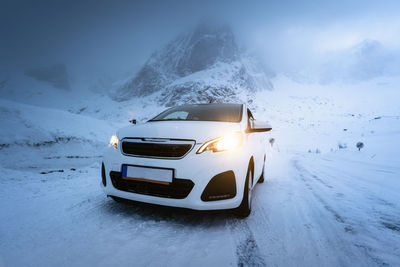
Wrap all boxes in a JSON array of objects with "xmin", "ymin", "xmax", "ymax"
[
  {"xmin": 164, "ymin": 111, "xmax": 189, "ymax": 120},
  {"xmin": 150, "ymin": 104, "xmax": 243, "ymax": 122}
]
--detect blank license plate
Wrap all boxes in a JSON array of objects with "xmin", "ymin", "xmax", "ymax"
[{"xmin": 122, "ymin": 165, "xmax": 173, "ymax": 184}]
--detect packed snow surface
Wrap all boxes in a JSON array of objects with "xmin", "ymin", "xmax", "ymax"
[{"xmin": 0, "ymin": 74, "xmax": 399, "ymax": 266}]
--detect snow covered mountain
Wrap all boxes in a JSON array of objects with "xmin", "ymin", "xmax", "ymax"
[
  {"xmin": 319, "ymin": 39, "xmax": 400, "ymax": 83},
  {"xmin": 112, "ymin": 23, "xmax": 273, "ymax": 106}
]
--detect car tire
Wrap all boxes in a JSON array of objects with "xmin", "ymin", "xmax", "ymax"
[
  {"xmin": 258, "ymin": 156, "xmax": 266, "ymax": 183},
  {"xmin": 258, "ymin": 172, "xmax": 265, "ymax": 183},
  {"xmin": 257, "ymin": 165, "xmax": 265, "ymax": 184},
  {"xmin": 234, "ymin": 166, "xmax": 253, "ymax": 218}
]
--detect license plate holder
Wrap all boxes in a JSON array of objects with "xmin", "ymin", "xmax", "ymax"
[{"xmin": 122, "ymin": 165, "xmax": 173, "ymax": 185}]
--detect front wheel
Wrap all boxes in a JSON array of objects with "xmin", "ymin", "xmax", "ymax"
[{"xmin": 234, "ymin": 167, "xmax": 253, "ymax": 218}]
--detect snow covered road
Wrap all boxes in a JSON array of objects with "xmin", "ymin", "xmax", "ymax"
[{"xmin": 1, "ymin": 151, "xmax": 399, "ymax": 267}]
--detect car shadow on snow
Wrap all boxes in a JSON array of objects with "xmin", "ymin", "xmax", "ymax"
[
  {"xmin": 100, "ymin": 196, "xmax": 237, "ymax": 226},
  {"xmin": 97, "ymin": 196, "xmax": 267, "ymax": 266}
]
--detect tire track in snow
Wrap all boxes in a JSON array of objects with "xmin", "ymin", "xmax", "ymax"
[
  {"xmin": 292, "ymin": 159, "xmax": 391, "ymax": 266},
  {"xmin": 228, "ymin": 219, "xmax": 266, "ymax": 267},
  {"xmin": 313, "ymin": 161, "xmax": 400, "ymax": 238},
  {"xmin": 293, "ymin": 160, "xmax": 354, "ymax": 232}
]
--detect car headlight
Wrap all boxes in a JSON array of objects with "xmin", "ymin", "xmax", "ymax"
[
  {"xmin": 196, "ymin": 132, "xmax": 243, "ymax": 154},
  {"xmin": 109, "ymin": 135, "xmax": 119, "ymax": 149}
]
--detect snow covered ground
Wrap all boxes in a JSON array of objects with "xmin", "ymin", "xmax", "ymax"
[{"xmin": 0, "ymin": 75, "xmax": 399, "ymax": 266}]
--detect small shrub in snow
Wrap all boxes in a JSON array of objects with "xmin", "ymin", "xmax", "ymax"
[
  {"xmin": 356, "ymin": 142, "xmax": 364, "ymax": 151},
  {"xmin": 315, "ymin": 149, "xmax": 321, "ymax": 154},
  {"xmin": 269, "ymin": 138, "xmax": 275, "ymax": 147},
  {"xmin": 338, "ymin": 142, "xmax": 347, "ymax": 149}
]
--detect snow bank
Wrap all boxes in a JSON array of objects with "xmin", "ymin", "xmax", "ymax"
[{"xmin": 0, "ymin": 98, "xmax": 113, "ymax": 146}]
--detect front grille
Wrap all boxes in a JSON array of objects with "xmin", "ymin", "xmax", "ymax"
[
  {"xmin": 121, "ymin": 138, "xmax": 194, "ymax": 158},
  {"xmin": 110, "ymin": 171, "xmax": 194, "ymax": 199}
]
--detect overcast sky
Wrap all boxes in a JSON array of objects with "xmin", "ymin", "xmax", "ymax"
[{"xmin": 1, "ymin": 0, "xmax": 400, "ymax": 76}]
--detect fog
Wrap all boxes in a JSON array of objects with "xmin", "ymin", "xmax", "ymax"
[{"xmin": 1, "ymin": 0, "xmax": 400, "ymax": 82}]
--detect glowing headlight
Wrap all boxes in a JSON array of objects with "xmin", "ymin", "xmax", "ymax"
[
  {"xmin": 109, "ymin": 135, "xmax": 119, "ymax": 149},
  {"xmin": 196, "ymin": 132, "xmax": 243, "ymax": 154}
]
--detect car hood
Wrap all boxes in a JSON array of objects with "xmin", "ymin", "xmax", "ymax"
[{"xmin": 117, "ymin": 121, "xmax": 243, "ymax": 143}]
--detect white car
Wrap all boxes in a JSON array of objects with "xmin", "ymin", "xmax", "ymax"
[{"xmin": 101, "ymin": 103, "xmax": 272, "ymax": 217}]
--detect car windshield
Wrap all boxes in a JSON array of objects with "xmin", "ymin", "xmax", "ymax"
[{"xmin": 149, "ymin": 104, "xmax": 243, "ymax": 123}]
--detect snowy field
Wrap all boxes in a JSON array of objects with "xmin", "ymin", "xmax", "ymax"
[{"xmin": 0, "ymin": 76, "xmax": 400, "ymax": 266}]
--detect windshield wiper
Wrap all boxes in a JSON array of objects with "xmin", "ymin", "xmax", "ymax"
[{"xmin": 148, "ymin": 118, "xmax": 186, "ymax": 122}]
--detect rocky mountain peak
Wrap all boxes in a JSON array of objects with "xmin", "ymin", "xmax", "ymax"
[
  {"xmin": 112, "ymin": 23, "xmax": 273, "ymax": 105},
  {"xmin": 174, "ymin": 22, "xmax": 239, "ymax": 76}
]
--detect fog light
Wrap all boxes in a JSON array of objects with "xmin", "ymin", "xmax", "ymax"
[{"xmin": 201, "ymin": 171, "xmax": 236, "ymax": 201}]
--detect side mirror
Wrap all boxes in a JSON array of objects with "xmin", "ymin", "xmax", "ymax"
[
  {"xmin": 248, "ymin": 120, "xmax": 272, "ymax": 133},
  {"xmin": 129, "ymin": 119, "xmax": 137, "ymax": 124}
]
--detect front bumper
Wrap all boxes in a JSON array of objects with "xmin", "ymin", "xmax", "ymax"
[{"xmin": 101, "ymin": 144, "xmax": 248, "ymax": 210}]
